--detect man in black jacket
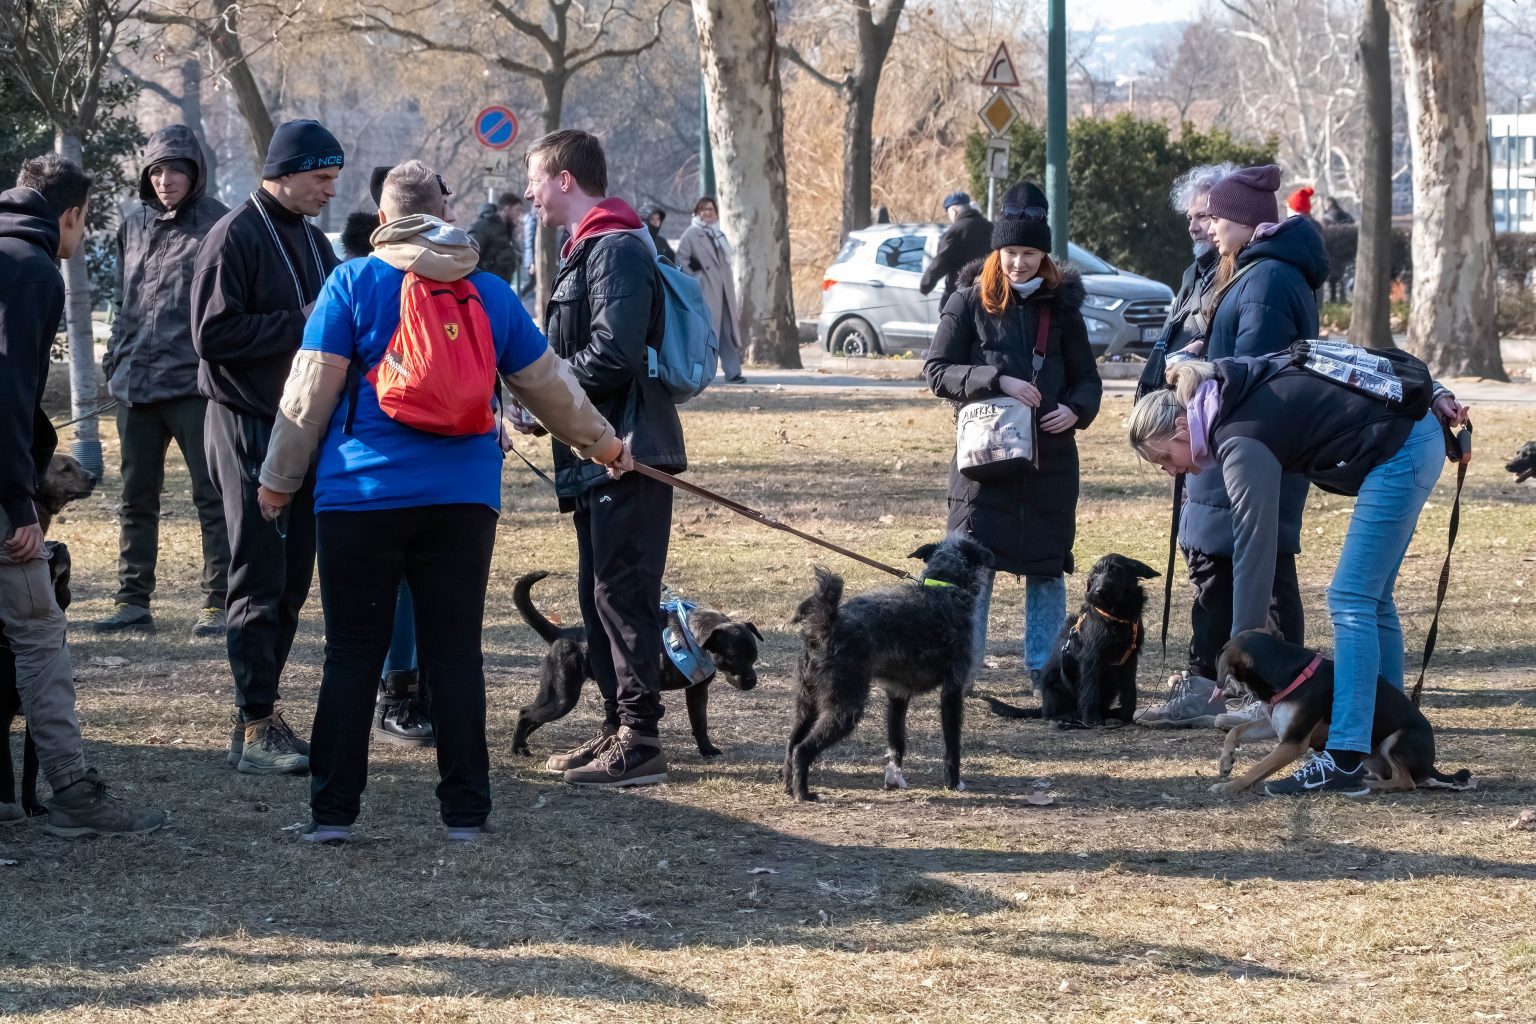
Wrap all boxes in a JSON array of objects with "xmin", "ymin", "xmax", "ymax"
[
  {"xmin": 919, "ymin": 192, "xmax": 992, "ymax": 311},
  {"xmin": 525, "ymin": 129, "xmax": 683, "ymax": 787},
  {"xmin": 0, "ymin": 155, "xmax": 165, "ymax": 836},
  {"xmin": 96, "ymin": 125, "xmax": 231, "ymax": 641},
  {"xmin": 191, "ymin": 118, "xmax": 343, "ymax": 776}
]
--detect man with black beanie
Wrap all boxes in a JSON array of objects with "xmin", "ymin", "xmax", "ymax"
[{"xmin": 192, "ymin": 118, "xmax": 343, "ymax": 776}]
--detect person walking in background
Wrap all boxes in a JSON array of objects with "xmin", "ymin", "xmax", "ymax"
[
  {"xmin": 95, "ymin": 125, "xmax": 231, "ymax": 642},
  {"xmin": 1159, "ymin": 163, "xmax": 1236, "ymax": 353},
  {"xmin": 640, "ymin": 205, "xmax": 676, "ymax": 265},
  {"xmin": 676, "ymin": 196, "xmax": 746, "ymax": 384},
  {"xmin": 467, "ymin": 192, "xmax": 521, "ymax": 283},
  {"xmin": 1, "ymin": 155, "xmax": 166, "ymax": 836},
  {"xmin": 1321, "ymin": 196, "xmax": 1355, "ymax": 226},
  {"xmin": 520, "ymin": 203, "xmax": 539, "ymax": 297},
  {"xmin": 924, "ymin": 182, "xmax": 1102, "ymax": 694},
  {"xmin": 256, "ymin": 160, "xmax": 628, "ymax": 842},
  {"xmin": 1136, "ymin": 164, "xmax": 1328, "ymax": 731},
  {"xmin": 191, "ymin": 118, "xmax": 344, "ymax": 777},
  {"xmin": 919, "ymin": 191, "xmax": 992, "ymax": 312},
  {"xmin": 526, "ymin": 129, "xmax": 685, "ymax": 787}
]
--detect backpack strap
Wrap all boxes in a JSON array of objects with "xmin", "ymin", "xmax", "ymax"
[{"xmin": 1030, "ymin": 305, "xmax": 1052, "ymax": 381}]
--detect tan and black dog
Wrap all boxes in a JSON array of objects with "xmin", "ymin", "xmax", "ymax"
[{"xmin": 1211, "ymin": 629, "xmax": 1474, "ymax": 797}]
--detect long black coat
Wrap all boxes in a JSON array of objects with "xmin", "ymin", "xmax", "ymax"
[{"xmin": 924, "ymin": 263, "xmax": 1102, "ymax": 577}]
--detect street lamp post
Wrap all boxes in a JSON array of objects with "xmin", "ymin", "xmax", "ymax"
[{"xmin": 1045, "ymin": 0, "xmax": 1068, "ymax": 265}]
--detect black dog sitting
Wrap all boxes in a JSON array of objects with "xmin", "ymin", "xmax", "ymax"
[
  {"xmin": 980, "ymin": 553, "xmax": 1159, "ymax": 729},
  {"xmin": 784, "ymin": 536, "xmax": 993, "ymax": 801},
  {"xmin": 1508, "ymin": 441, "xmax": 1536, "ymax": 483},
  {"xmin": 510, "ymin": 571, "xmax": 762, "ymax": 757},
  {"xmin": 1, "ymin": 541, "xmax": 73, "ymax": 818}
]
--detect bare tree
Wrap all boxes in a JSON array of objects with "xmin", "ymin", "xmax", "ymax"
[
  {"xmin": 0, "ymin": 0, "xmax": 145, "ymax": 475},
  {"xmin": 693, "ymin": 0, "xmax": 800, "ymax": 368},
  {"xmin": 1351, "ymin": 0, "xmax": 1393, "ymax": 348},
  {"xmin": 781, "ymin": 0, "xmax": 905, "ymax": 238},
  {"xmin": 337, "ymin": 0, "xmax": 674, "ymax": 315},
  {"xmin": 1386, "ymin": 0, "xmax": 1504, "ymax": 378},
  {"xmin": 121, "ymin": 55, "xmax": 220, "ymax": 194}
]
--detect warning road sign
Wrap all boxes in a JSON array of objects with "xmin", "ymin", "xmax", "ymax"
[{"xmin": 980, "ymin": 42, "xmax": 1019, "ymax": 88}]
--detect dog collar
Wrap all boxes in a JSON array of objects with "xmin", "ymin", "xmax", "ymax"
[
  {"xmin": 1088, "ymin": 603, "xmax": 1135, "ymax": 626},
  {"xmin": 921, "ymin": 578, "xmax": 957, "ymax": 589},
  {"xmin": 1267, "ymin": 653, "xmax": 1324, "ymax": 707}
]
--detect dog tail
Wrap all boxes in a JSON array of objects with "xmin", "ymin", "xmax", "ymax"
[
  {"xmin": 1421, "ymin": 766, "xmax": 1477, "ymax": 791},
  {"xmin": 977, "ymin": 694, "xmax": 1044, "ymax": 719},
  {"xmin": 792, "ymin": 565, "xmax": 844, "ymax": 648},
  {"xmin": 512, "ymin": 571, "xmax": 584, "ymax": 645}
]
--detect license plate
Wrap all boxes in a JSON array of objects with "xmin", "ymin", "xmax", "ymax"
[{"xmin": 1141, "ymin": 326, "xmax": 1163, "ymax": 342}]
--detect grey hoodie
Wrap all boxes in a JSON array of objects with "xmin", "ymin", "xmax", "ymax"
[{"xmin": 104, "ymin": 124, "xmax": 229, "ymax": 405}]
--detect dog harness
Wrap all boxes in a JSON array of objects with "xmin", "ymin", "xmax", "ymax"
[
  {"xmin": 662, "ymin": 596, "xmax": 715, "ymax": 686},
  {"xmin": 1267, "ymin": 652, "xmax": 1324, "ymax": 707},
  {"xmin": 1063, "ymin": 605, "xmax": 1143, "ymax": 667}
]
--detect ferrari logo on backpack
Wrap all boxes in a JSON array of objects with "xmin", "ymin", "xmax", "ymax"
[{"xmin": 444, "ymin": 322, "xmax": 460, "ymax": 341}]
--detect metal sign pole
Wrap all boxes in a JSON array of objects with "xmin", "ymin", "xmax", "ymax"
[{"xmin": 988, "ymin": 178, "xmax": 995, "ymax": 220}]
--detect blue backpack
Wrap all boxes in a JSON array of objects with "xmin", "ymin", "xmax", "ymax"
[{"xmin": 648, "ymin": 257, "xmax": 719, "ymax": 403}]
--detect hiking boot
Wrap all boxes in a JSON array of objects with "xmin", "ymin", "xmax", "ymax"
[
  {"xmin": 92, "ymin": 603, "xmax": 155, "ymax": 635},
  {"xmin": 545, "ymin": 723, "xmax": 618, "ymax": 773},
  {"xmin": 300, "ymin": 821, "xmax": 352, "ymax": 844},
  {"xmin": 190, "ymin": 607, "xmax": 226, "ymax": 639},
  {"xmin": 563, "ymin": 726, "xmax": 669, "ymax": 787},
  {"xmin": 373, "ymin": 670, "xmax": 433, "ymax": 747},
  {"xmin": 1215, "ymin": 695, "xmax": 1278, "ymax": 739},
  {"xmin": 44, "ymin": 769, "xmax": 166, "ymax": 837},
  {"xmin": 1133, "ymin": 672, "xmax": 1226, "ymax": 728},
  {"xmin": 228, "ymin": 711, "xmax": 310, "ymax": 766},
  {"xmin": 237, "ymin": 711, "xmax": 310, "ymax": 776},
  {"xmin": 1263, "ymin": 751, "xmax": 1371, "ymax": 798}
]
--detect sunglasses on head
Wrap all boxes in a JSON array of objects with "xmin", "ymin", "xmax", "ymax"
[
  {"xmin": 435, "ymin": 174, "xmax": 453, "ymax": 198},
  {"xmin": 1002, "ymin": 203, "xmax": 1048, "ymax": 221}
]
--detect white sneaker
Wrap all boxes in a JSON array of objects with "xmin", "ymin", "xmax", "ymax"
[{"xmin": 1214, "ymin": 695, "xmax": 1277, "ymax": 739}]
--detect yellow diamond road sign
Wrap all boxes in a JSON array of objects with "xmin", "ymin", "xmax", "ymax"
[{"xmin": 979, "ymin": 90, "xmax": 1019, "ymax": 138}]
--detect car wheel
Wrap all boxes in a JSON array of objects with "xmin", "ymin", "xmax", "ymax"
[{"xmin": 830, "ymin": 318, "xmax": 879, "ymax": 358}]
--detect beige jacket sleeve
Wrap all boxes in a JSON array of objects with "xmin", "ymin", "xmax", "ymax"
[
  {"xmin": 259, "ymin": 350, "xmax": 350, "ymax": 493},
  {"xmin": 505, "ymin": 348, "xmax": 617, "ymax": 459}
]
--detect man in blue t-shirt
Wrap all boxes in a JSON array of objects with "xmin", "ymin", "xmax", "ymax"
[{"xmin": 256, "ymin": 160, "xmax": 628, "ymax": 843}]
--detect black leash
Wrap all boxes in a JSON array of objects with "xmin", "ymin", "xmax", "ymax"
[
  {"xmin": 1411, "ymin": 422, "xmax": 1472, "ymax": 706},
  {"xmin": 1162, "ymin": 472, "xmax": 1183, "ymax": 654},
  {"xmin": 51, "ymin": 399, "xmax": 120, "ymax": 429}
]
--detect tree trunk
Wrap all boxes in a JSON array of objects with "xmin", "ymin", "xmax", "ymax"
[
  {"xmin": 692, "ymin": 0, "xmax": 801, "ymax": 368},
  {"xmin": 54, "ymin": 129, "xmax": 103, "ymax": 478},
  {"xmin": 211, "ymin": 0, "xmax": 274, "ymax": 169},
  {"xmin": 1351, "ymin": 0, "xmax": 1393, "ymax": 348},
  {"xmin": 534, "ymin": 76, "xmax": 567, "ymax": 325},
  {"xmin": 841, "ymin": 80, "xmax": 876, "ymax": 237},
  {"xmin": 179, "ymin": 58, "xmax": 220, "ymax": 199},
  {"xmin": 1386, "ymin": 0, "xmax": 1505, "ymax": 378}
]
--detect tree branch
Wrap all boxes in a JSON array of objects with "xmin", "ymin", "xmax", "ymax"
[{"xmin": 781, "ymin": 41, "xmax": 844, "ymax": 91}]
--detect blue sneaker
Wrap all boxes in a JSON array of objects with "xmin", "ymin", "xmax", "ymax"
[{"xmin": 1264, "ymin": 751, "xmax": 1371, "ymax": 797}]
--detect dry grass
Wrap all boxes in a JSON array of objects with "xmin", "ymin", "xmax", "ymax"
[{"xmin": 3, "ymin": 366, "xmax": 1535, "ymax": 1022}]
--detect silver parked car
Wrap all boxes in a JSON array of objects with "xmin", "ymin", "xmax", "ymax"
[{"xmin": 816, "ymin": 223, "xmax": 1173, "ymax": 359}]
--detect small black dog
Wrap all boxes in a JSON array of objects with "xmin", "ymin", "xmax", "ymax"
[
  {"xmin": 980, "ymin": 553, "xmax": 1159, "ymax": 729},
  {"xmin": 1212, "ymin": 629, "xmax": 1474, "ymax": 796},
  {"xmin": 510, "ymin": 571, "xmax": 762, "ymax": 757},
  {"xmin": 1507, "ymin": 441, "xmax": 1536, "ymax": 483},
  {"xmin": 783, "ymin": 536, "xmax": 993, "ymax": 801},
  {"xmin": 1, "ymin": 541, "xmax": 73, "ymax": 817}
]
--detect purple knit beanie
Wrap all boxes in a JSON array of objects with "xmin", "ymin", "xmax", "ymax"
[{"xmin": 1206, "ymin": 164, "xmax": 1281, "ymax": 226}]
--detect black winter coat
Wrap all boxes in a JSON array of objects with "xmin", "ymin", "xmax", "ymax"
[
  {"xmin": 105, "ymin": 124, "xmax": 229, "ymax": 405},
  {"xmin": 919, "ymin": 207, "xmax": 993, "ymax": 310},
  {"xmin": 924, "ymin": 263, "xmax": 1102, "ymax": 577},
  {"xmin": 544, "ymin": 225, "xmax": 685, "ymax": 506}
]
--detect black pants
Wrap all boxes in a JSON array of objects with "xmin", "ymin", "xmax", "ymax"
[
  {"xmin": 573, "ymin": 472, "xmax": 673, "ymax": 734},
  {"xmin": 1184, "ymin": 548, "xmax": 1305, "ymax": 680},
  {"xmin": 310, "ymin": 503, "xmax": 496, "ymax": 827},
  {"xmin": 115, "ymin": 396, "xmax": 230, "ymax": 609},
  {"xmin": 204, "ymin": 401, "xmax": 316, "ymax": 714}
]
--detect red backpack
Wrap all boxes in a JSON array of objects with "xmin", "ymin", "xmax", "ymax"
[{"xmin": 363, "ymin": 272, "xmax": 497, "ymax": 436}]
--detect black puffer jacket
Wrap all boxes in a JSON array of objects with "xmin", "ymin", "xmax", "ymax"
[
  {"xmin": 543, "ymin": 217, "xmax": 685, "ymax": 505},
  {"xmin": 104, "ymin": 124, "xmax": 229, "ymax": 405},
  {"xmin": 924, "ymin": 261, "xmax": 1102, "ymax": 576}
]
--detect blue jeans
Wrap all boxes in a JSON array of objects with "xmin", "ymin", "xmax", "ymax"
[
  {"xmin": 972, "ymin": 570, "xmax": 1068, "ymax": 677},
  {"xmin": 1327, "ymin": 414, "xmax": 1444, "ymax": 752},
  {"xmin": 384, "ymin": 579, "xmax": 417, "ymax": 676}
]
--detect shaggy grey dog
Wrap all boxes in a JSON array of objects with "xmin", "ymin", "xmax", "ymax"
[{"xmin": 784, "ymin": 536, "xmax": 994, "ymax": 801}]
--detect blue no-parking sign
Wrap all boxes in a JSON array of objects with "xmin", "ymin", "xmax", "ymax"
[{"xmin": 475, "ymin": 106, "xmax": 519, "ymax": 150}]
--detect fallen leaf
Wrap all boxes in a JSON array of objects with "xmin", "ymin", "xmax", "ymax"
[
  {"xmin": 877, "ymin": 514, "xmax": 894, "ymax": 525},
  {"xmin": 0, "ymin": 859, "xmax": 17, "ymax": 867},
  {"xmin": 1510, "ymin": 809, "xmax": 1536, "ymax": 831},
  {"xmin": 88, "ymin": 656, "xmax": 128, "ymax": 668},
  {"xmin": 750, "ymin": 867, "xmax": 779, "ymax": 875},
  {"xmin": 1058, "ymin": 979, "xmax": 1076, "ymax": 993},
  {"xmin": 1024, "ymin": 792, "xmax": 1055, "ymax": 807}
]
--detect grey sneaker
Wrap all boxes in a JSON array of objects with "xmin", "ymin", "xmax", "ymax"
[
  {"xmin": 300, "ymin": 821, "xmax": 352, "ymax": 844},
  {"xmin": 191, "ymin": 607, "xmax": 226, "ymax": 639},
  {"xmin": 1215, "ymin": 695, "xmax": 1278, "ymax": 739},
  {"xmin": 1133, "ymin": 672, "xmax": 1227, "ymax": 728},
  {"xmin": 44, "ymin": 770, "xmax": 166, "ymax": 837},
  {"xmin": 237, "ymin": 711, "xmax": 310, "ymax": 776},
  {"xmin": 446, "ymin": 822, "xmax": 496, "ymax": 842},
  {"xmin": 563, "ymin": 726, "xmax": 669, "ymax": 787},
  {"xmin": 92, "ymin": 603, "xmax": 155, "ymax": 635},
  {"xmin": 545, "ymin": 724, "xmax": 618, "ymax": 773},
  {"xmin": 228, "ymin": 711, "xmax": 311, "ymax": 766}
]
